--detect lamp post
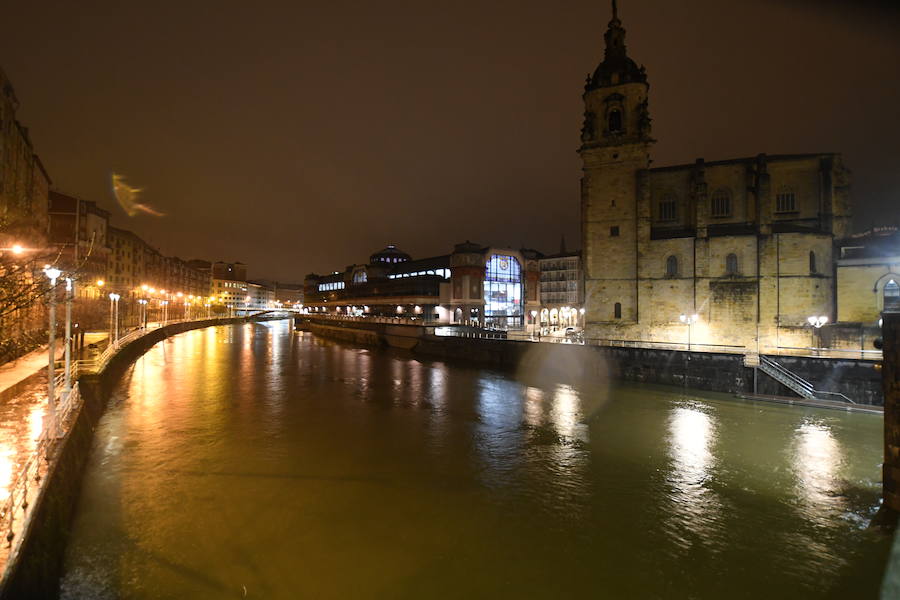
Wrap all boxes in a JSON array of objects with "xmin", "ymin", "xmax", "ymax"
[
  {"xmin": 679, "ymin": 313, "xmax": 699, "ymax": 351},
  {"xmin": 530, "ymin": 310, "xmax": 538, "ymax": 339},
  {"xmin": 63, "ymin": 278, "xmax": 73, "ymax": 395},
  {"xmin": 137, "ymin": 298, "xmax": 148, "ymax": 329},
  {"xmin": 109, "ymin": 293, "xmax": 121, "ymax": 343},
  {"xmin": 44, "ymin": 266, "xmax": 62, "ymax": 437},
  {"xmin": 161, "ymin": 300, "xmax": 169, "ymax": 325},
  {"xmin": 807, "ymin": 315, "xmax": 828, "ymax": 356}
]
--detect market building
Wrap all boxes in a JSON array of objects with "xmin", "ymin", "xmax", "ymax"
[{"xmin": 304, "ymin": 242, "xmax": 541, "ymax": 329}]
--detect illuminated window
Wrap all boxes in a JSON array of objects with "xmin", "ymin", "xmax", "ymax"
[
  {"xmin": 484, "ymin": 254, "xmax": 523, "ymax": 329},
  {"xmin": 725, "ymin": 253, "xmax": 739, "ymax": 276},
  {"xmin": 352, "ymin": 271, "xmax": 367, "ymax": 284},
  {"xmin": 886, "ymin": 280, "xmax": 900, "ymax": 311},
  {"xmin": 711, "ymin": 189, "xmax": 732, "ymax": 217},
  {"xmin": 665, "ymin": 255, "xmax": 678, "ymax": 278}
]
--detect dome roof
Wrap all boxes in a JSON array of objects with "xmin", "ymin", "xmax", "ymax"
[
  {"xmin": 586, "ymin": 4, "xmax": 646, "ymax": 91},
  {"xmin": 370, "ymin": 244, "xmax": 411, "ymax": 265}
]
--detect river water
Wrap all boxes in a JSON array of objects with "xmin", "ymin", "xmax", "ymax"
[{"xmin": 60, "ymin": 320, "xmax": 890, "ymax": 599}]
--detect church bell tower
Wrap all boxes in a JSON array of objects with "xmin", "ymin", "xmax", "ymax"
[{"xmin": 580, "ymin": 0, "xmax": 653, "ymax": 330}]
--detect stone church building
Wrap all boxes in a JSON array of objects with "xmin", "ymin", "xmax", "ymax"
[{"xmin": 581, "ymin": 3, "xmax": 853, "ymax": 353}]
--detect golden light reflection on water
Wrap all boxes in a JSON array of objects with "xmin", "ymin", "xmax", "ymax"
[
  {"xmin": 523, "ymin": 386, "xmax": 543, "ymax": 428},
  {"xmin": 666, "ymin": 405, "xmax": 722, "ymax": 547},
  {"xmin": 551, "ymin": 385, "xmax": 579, "ymax": 440},
  {"xmin": 669, "ymin": 406, "xmax": 714, "ymax": 486},
  {"xmin": 793, "ymin": 421, "xmax": 842, "ymax": 512}
]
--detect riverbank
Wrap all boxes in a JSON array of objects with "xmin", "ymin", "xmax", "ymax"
[{"xmin": 301, "ymin": 317, "xmax": 884, "ymax": 406}]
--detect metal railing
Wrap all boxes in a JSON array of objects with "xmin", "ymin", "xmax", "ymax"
[
  {"xmin": 773, "ymin": 345, "xmax": 882, "ymax": 361},
  {"xmin": 758, "ymin": 355, "xmax": 855, "ymax": 404},
  {"xmin": 1, "ymin": 381, "xmax": 82, "ymax": 556},
  {"xmin": 0, "ymin": 313, "xmax": 259, "ymax": 562}
]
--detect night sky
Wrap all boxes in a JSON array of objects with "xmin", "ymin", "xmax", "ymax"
[{"xmin": 2, "ymin": 0, "xmax": 898, "ymax": 281}]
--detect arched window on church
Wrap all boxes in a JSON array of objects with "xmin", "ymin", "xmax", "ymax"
[
  {"xmin": 614, "ymin": 302, "xmax": 622, "ymax": 319},
  {"xmin": 608, "ymin": 109, "xmax": 623, "ymax": 134},
  {"xmin": 725, "ymin": 253, "xmax": 739, "ymax": 276},
  {"xmin": 665, "ymin": 255, "xmax": 678, "ymax": 278},
  {"xmin": 886, "ymin": 279, "xmax": 900, "ymax": 312},
  {"xmin": 809, "ymin": 251, "xmax": 817, "ymax": 274}
]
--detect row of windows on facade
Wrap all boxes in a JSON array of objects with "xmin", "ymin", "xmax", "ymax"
[
  {"xmin": 540, "ymin": 261, "xmax": 579, "ymax": 271},
  {"xmin": 662, "ymin": 251, "xmax": 818, "ymax": 277},
  {"xmin": 318, "ymin": 281, "xmax": 345, "ymax": 292},
  {"xmin": 387, "ymin": 269, "xmax": 451, "ymax": 280},
  {"xmin": 656, "ymin": 190, "xmax": 797, "ymax": 221}
]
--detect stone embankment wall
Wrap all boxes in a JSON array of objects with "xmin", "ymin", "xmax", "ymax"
[
  {"xmin": 0, "ymin": 316, "xmax": 282, "ymax": 600},
  {"xmin": 301, "ymin": 317, "xmax": 884, "ymax": 405}
]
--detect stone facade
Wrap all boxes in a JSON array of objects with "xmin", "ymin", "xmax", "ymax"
[
  {"xmin": 0, "ymin": 67, "xmax": 50, "ymax": 248},
  {"xmin": 580, "ymin": 6, "xmax": 851, "ymax": 353},
  {"xmin": 539, "ymin": 251, "xmax": 583, "ymax": 328}
]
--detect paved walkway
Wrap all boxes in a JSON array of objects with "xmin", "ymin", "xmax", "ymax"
[{"xmin": 0, "ymin": 346, "xmax": 62, "ymax": 397}]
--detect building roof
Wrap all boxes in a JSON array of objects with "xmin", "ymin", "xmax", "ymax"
[
  {"xmin": 370, "ymin": 244, "xmax": 411, "ymax": 264},
  {"xmin": 838, "ymin": 227, "xmax": 900, "ymax": 259},
  {"xmin": 389, "ymin": 255, "xmax": 450, "ymax": 275},
  {"xmin": 649, "ymin": 153, "xmax": 839, "ymax": 173}
]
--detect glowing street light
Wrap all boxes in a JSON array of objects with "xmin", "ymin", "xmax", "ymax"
[
  {"xmin": 109, "ymin": 293, "xmax": 121, "ymax": 342},
  {"xmin": 807, "ymin": 315, "xmax": 829, "ymax": 354},
  {"xmin": 679, "ymin": 313, "xmax": 700, "ymax": 351},
  {"xmin": 11, "ymin": 244, "xmax": 24, "ymax": 255},
  {"xmin": 807, "ymin": 315, "xmax": 828, "ymax": 328},
  {"xmin": 44, "ymin": 266, "xmax": 62, "ymax": 437},
  {"xmin": 63, "ymin": 278, "xmax": 74, "ymax": 396}
]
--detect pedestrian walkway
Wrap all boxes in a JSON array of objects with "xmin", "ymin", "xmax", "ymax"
[
  {"xmin": 0, "ymin": 331, "xmax": 111, "ymax": 396},
  {"xmin": 0, "ymin": 346, "xmax": 62, "ymax": 396}
]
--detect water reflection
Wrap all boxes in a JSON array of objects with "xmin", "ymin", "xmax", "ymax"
[
  {"xmin": 666, "ymin": 404, "xmax": 722, "ymax": 550},
  {"xmin": 59, "ymin": 323, "xmax": 888, "ymax": 599},
  {"xmin": 793, "ymin": 420, "xmax": 843, "ymax": 517}
]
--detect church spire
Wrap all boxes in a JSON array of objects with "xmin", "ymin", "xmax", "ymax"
[{"xmin": 585, "ymin": 0, "xmax": 646, "ymax": 91}]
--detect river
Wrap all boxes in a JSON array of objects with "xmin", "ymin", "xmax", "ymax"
[{"xmin": 60, "ymin": 320, "xmax": 890, "ymax": 598}]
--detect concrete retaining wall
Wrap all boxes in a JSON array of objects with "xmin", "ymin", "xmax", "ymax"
[
  {"xmin": 0, "ymin": 317, "xmax": 281, "ymax": 599},
  {"xmin": 305, "ymin": 318, "xmax": 884, "ymax": 405}
]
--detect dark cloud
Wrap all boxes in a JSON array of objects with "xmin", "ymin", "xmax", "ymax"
[{"xmin": 2, "ymin": 0, "xmax": 898, "ymax": 280}]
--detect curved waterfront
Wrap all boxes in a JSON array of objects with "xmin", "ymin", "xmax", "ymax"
[{"xmin": 60, "ymin": 320, "xmax": 889, "ymax": 598}]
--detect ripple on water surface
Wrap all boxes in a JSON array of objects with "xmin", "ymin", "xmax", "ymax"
[{"xmin": 60, "ymin": 321, "xmax": 890, "ymax": 599}]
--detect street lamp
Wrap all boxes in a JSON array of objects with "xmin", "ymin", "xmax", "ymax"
[
  {"xmin": 679, "ymin": 313, "xmax": 700, "ymax": 351},
  {"xmin": 161, "ymin": 300, "xmax": 169, "ymax": 325},
  {"xmin": 109, "ymin": 293, "xmax": 121, "ymax": 342},
  {"xmin": 63, "ymin": 278, "xmax": 74, "ymax": 395},
  {"xmin": 137, "ymin": 298, "xmax": 148, "ymax": 328},
  {"xmin": 44, "ymin": 266, "xmax": 62, "ymax": 437},
  {"xmin": 530, "ymin": 310, "xmax": 538, "ymax": 338},
  {"xmin": 807, "ymin": 315, "xmax": 828, "ymax": 355}
]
